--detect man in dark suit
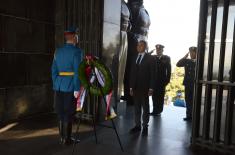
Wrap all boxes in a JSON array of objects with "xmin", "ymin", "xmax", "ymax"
[
  {"xmin": 150, "ymin": 44, "xmax": 171, "ymax": 116},
  {"xmin": 129, "ymin": 40, "xmax": 154, "ymax": 135},
  {"xmin": 176, "ymin": 46, "xmax": 197, "ymax": 121}
]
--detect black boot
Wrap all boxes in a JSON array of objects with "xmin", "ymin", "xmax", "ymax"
[
  {"xmin": 63, "ymin": 122, "xmax": 73, "ymax": 145},
  {"xmin": 58, "ymin": 121, "xmax": 65, "ymax": 144}
]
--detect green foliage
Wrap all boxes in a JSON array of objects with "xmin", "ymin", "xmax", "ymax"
[
  {"xmin": 78, "ymin": 57, "xmax": 113, "ymax": 96},
  {"xmin": 165, "ymin": 67, "xmax": 185, "ymax": 101}
]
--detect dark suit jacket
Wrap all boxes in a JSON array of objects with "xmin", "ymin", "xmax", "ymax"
[
  {"xmin": 153, "ymin": 55, "xmax": 171, "ymax": 88},
  {"xmin": 129, "ymin": 53, "xmax": 155, "ymax": 96}
]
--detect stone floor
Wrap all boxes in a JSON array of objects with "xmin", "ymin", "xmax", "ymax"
[{"xmin": 0, "ymin": 102, "xmax": 223, "ymax": 155}]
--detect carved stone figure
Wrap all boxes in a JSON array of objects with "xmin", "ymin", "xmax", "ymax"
[
  {"xmin": 116, "ymin": 0, "xmax": 131, "ymax": 101},
  {"xmin": 123, "ymin": 0, "xmax": 151, "ymax": 104}
]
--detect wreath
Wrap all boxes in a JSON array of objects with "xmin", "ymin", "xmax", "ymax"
[{"xmin": 78, "ymin": 55, "xmax": 113, "ymax": 96}]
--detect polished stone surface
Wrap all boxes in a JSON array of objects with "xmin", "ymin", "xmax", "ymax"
[{"xmin": 0, "ymin": 102, "xmax": 226, "ymax": 155}]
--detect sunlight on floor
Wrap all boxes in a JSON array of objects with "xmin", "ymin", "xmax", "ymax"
[{"xmin": 0, "ymin": 123, "xmax": 18, "ymax": 133}]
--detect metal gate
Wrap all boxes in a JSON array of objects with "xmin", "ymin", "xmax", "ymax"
[{"xmin": 192, "ymin": 0, "xmax": 235, "ymax": 154}]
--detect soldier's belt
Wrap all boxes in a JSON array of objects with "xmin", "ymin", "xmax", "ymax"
[{"xmin": 59, "ymin": 72, "xmax": 74, "ymax": 76}]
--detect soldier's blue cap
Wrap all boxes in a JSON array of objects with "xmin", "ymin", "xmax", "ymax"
[
  {"xmin": 189, "ymin": 46, "xmax": 197, "ymax": 52},
  {"xmin": 64, "ymin": 27, "xmax": 79, "ymax": 35},
  {"xmin": 155, "ymin": 44, "xmax": 164, "ymax": 49}
]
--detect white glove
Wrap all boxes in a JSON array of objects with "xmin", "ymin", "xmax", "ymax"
[{"xmin": 74, "ymin": 91, "xmax": 79, "ymax": 98}]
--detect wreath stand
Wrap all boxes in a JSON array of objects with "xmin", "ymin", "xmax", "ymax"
[{"xmin": 71, "ymin": 66, "xmax": 124, "ymax": 155}]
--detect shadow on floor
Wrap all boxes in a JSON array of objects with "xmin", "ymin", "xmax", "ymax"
[{"xmin": 0, "ymin": 103, "xmax": 223, "ymax": 155}]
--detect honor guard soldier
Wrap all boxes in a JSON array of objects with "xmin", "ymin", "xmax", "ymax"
[
  {"xmin": 150, "ymin": 44, "xmax": 171, "ymax": 116},
  {"xmin": 51, "ymin": 27, "xmax": 83, "ymax": 145},
  {"xmin": 176, "ymin": 46, "xmax": 197, "ymax": 121}
]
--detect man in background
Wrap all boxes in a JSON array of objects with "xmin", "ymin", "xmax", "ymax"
[
  {"xmin": 150, "ymin": 44, "xmax": 171, "ymax": 116},
  {"xmin": 176, "ymin": 46, "xmax": 197, "ymax": 121}
]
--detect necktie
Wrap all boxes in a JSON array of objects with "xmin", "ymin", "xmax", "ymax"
[{"xmin": 136, "ymin": 55, "xmax": 142, "ymax": 65}]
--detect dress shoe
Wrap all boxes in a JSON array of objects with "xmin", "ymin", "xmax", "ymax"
[
  {"xmin": 71, "ymin": 137, "xmax": 81, "ymax": 144},
  {"xmin": 64, "ymin": 138, "xmax": 73, "ymax": 145},
  {"xmin": 129, "ymin": 126, "xmax": 141, "ymax": 133},
  {"xmin": 63, "ymin": 137, "xmax": 80, "ymax": 145},
  {"xmin": 183, "ymin": 117, "xmax": 192, "ymax": 121}
]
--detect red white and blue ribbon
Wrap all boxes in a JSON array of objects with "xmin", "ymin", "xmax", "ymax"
[
  {"xmin": 105, "ymin": 91, "xmax": 117, "ymax": 120},
  {"xmin": 76, "ymin": 86, "xmax": 87, "ymax": 111},
  {"xmin": 94, "ymin": 67, "xmax": 116, "ymax": 119},
  {"xmin": 76, "ymin": 64, "xmax": 116, "ymax": 120}
]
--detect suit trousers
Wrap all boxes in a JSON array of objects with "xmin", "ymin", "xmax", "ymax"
[
  {"xmin": 133, "ymin": 93, "xmax": 150, "ymax": 128},
  {"xmin": 54, "ymin": 91, "xmax": 76, "ymax": 122},
  {"xmin": 152, "ymin": 86, "xmax": 166, "ymax": 114},
  {"xmin": 184, "ymin": 85, "xmax": 194, "ymax": 118}
]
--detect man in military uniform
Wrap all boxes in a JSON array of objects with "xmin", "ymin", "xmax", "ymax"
[
  {"xmin": 150, "ymin": 44, "xmax": 171, "ymax": 116},
  {"xmin": 51, "ymin": 27, "xmax": 83, "ymax": 145},
  {"xmin": 176, "ymin": 46, "xmax": 197, "ymax": 121}
]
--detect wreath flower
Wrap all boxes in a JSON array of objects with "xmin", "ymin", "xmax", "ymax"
[{"xmin": 78, "ymin": 54, "xmax": 113, "ymax": 96}]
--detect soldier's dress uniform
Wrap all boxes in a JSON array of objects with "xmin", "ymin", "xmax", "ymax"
[
  {"xmin": 151, "ymin": 44, "xmax": 171, "ymax": 115},
  {"xmin": 51, "ymin": 28, "xmax": 83, "ymax": 144},
  {"xmin": 176, "ymin": 47, "xmax": 196, "ymax": 120}
]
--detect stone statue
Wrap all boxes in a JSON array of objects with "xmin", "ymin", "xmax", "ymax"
[
  {"xmin": 116, "ymin": 0, "xmax": 131, "ymax": 101},
  {"xmin": 122, "ymin": 0, "xmax": 151, "ymax": 104}
]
